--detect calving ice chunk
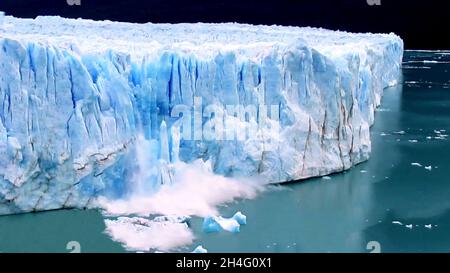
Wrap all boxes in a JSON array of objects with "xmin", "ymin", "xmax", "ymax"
[{"xmin": 0, "ymin": 13, "xmax": 403, "ymax": 215}]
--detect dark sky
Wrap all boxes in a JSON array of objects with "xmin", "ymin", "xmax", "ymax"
[{"xmin": 0, "ymin": 0, "xmax": 448, "ymax": 49}]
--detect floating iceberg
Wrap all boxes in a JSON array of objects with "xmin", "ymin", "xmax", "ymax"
[
  {"xmin": 0, "ymin": 14, "xmax": 403, "ymax": 214},
  {"xmin": 192, "ymin": 245, "xmax": 208, "ymax": 253},
  {"xmin": 203, "ymin": 211, "xmax": 247, "ymax": 233}
]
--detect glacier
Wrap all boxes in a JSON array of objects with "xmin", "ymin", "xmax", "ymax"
[{"xmin": 0, "ymin": 14, "xmax": 403, "ymax": 215}]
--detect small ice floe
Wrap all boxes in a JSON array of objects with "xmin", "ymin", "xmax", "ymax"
[
  {"xmin": 408, "ymin": 140, "xmax": 418, "ymax": 143},
  {"xmin": 425, "ymin": 166, "xmax": 433, "ymax": 171},
  {"xmin": 425, "ymin": 225, "xmax": 433, "ymax": 230},
  {"xmin": 394, "ymin": 131, "xmax": 406, "ymax": 135},
  {"xmin": 380, "ymin": 132, "xmax": 388, "ymax": 136},
  {"xmin": 433, "ymin": 130, "xmax": 448, "ymax": 140},
  {"xmin": 411, "ymin": 163, "xmax": 423, "ymax": 167},
  {"xmin": 426, "ymin": 136, "xmax": 432, "ymax": 140},
  {"xmin": 392, "ymin": 221, "xmax": 403, "ymax": 226},
  {"xmin": 403, "ymin": 66, "xmax": 431, "ymax": 70},
  {"xmin": 405, "ymin": 224, "xmax": 413, "ymax": 229},
  {"xmin": 192, "ymin": 245, "xmax": 208, "ymax": 253},
  {"xmin": 322, "ymin": 176, "xmax": 332, "ymax": 180},
  {"xmin": 153, "ymin": 215, "xmax": 190, "ymax": 223},
  {"xmin": 202, "ymin": 211, "xmax": 247, "ymax": 233},
  {"xmin": 360, "ymin": 170, "xmax": 367, "ymax": 173}
]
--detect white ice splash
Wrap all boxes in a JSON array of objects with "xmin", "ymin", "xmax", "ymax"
[
  {"xmin": 99, "ymin": 160, "xmax": 263, "ymax": 217},
  {"xmin": 104, "ymin": 216, "xmax": 194, "ymax": 252},
  {"xmin": 99, "ymin": 123, "xmax": 265, "ymax": 252}
]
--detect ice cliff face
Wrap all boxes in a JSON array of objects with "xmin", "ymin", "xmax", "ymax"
[{"xmin": 0, "ymin": 14, "xmax": 403, "ymax": 215}]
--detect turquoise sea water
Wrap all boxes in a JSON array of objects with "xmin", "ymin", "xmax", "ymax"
[{"xmin": 0, "ymin": 51, "xmax": 449, "ymax": 253}]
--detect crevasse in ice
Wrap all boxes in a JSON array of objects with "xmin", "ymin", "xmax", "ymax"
[{"xmin": 0, "ymin": 14, "xmax": 403, "ymax": 214}]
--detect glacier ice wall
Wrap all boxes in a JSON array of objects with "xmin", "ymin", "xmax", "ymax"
[{"xmin": 0, "ymin": 14, "xmax": 403, "ymax": 214}]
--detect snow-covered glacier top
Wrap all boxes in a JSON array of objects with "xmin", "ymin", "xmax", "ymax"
[{"xmin": 0, "ymin": 14, "xmax": 401, "ymax": 59}]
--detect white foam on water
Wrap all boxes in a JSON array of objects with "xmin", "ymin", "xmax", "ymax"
[
  {"xmin": 99, "ymin": 160, "xmax": 264, "ymax": 217},
  {"xmin": 104, "ymin": 216, "xmax": 194, "ymax": 252}
]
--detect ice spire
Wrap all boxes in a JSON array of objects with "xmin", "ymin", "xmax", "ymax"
[{"xmin": 159, "ymin": 121, "xmax": 170, "ymax": 163}]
